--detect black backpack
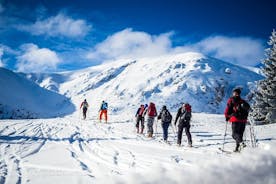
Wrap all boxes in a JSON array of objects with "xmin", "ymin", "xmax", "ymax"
[
  {"xmin": 161, "ymin": 110, "xmax": 172, "ymax": 123},
  {"xmin": 233, "ymin": 99, "xmax": 250, "ymax": 119}
]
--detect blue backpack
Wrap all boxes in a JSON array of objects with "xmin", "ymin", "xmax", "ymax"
[{"xmin": 102, "ymin": 102, "xmax": 108, "ymax": 110}]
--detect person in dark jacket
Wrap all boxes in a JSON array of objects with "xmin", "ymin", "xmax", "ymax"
[
  {"xmin": 80, "ymin": 99, "xmax": 89, "ymax": 120},
  {"xmin": 225, "ymin": 88, "xmax": 249, "ymax": 152},
  {"xmin": 174, "ymin": 103, "xmax": 192, "ymax": 147},
  {"xmin": 157, "ymin": 105, "xmax": 172, "ymax": 142},
  {"xmin": 135, "ymin": 104, "xmax": 146, "ymax": 134}
]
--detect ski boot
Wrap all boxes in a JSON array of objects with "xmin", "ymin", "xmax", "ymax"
[{"xmin": 234, "ymin": 143, "xmax": 240, "ymax": 152}]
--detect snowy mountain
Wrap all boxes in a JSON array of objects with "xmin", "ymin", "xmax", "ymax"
[
  {"xmin": 0, "ymin": 67, "xmax": 75, "ymax": 119},
  {"xmin": 1, "ymin": 53, "xmax": 275, "ymax": 184},
  {"xmin": 23, "ymin": 52, "xmax": 262, "ymax": 115}
]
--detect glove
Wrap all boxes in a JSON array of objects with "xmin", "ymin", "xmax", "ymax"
[{"xmin": 226, "ymin": 117, "xmax": 230, "ymax": 121}]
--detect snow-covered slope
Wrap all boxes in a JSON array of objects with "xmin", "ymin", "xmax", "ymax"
[
  {"xmin": 0, "ymin": 114, "xmax": 275, "ymax": 184},
  {"xmin": 25, "ymin": 52, "xmax": 262, "ymax": 115},
  {"xmin": 0, "ymin": 67, "xmax": 75, "ymax": 119}
]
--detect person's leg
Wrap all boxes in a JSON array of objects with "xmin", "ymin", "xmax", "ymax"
[
  {"xmin": 237, "ymin": 122, "xmax": 246, "ymax": 144},
  {"xmin": 140, "ymin": 117, "xmax": 145, "ymax": 134},
  {"xmin": 232, "ymin": 123, "xmax": 240, "ymax": 151},
  {"xmin": 161, "ymin": 123, "xmax": 166, "ymax": 140},
  {"xmin": 104, "ymin": 110, "xmax": 108, "ymax": 122},
  {"xmin": 83, "ymin": 108, "xmax": 87, "ymax": 119},
  {"xmin": 240, "ymin": 122, "xmax": 246, "ymax": 147},
  {"xmin": 99, "ymin": 110, "xmax": 103, "ymax": 121},
  {"xmin": 136, "ymin": 116, "xmax": 140, "ymax": 133},
  {"xmin": 147, "ymin": 117, "xmax": 154, "ymax": 137},
  {"xmin": 177, "ymin": 123, "xmax": 184, "ymax": 145},
  {"xmin": 164, "ymin": 123, "xmax": 169, "ymax": 141},
  {"xmin": 185, "ymin": 124, "xmax": 192, "ymax": 146}
]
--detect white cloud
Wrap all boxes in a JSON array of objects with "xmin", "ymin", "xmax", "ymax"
[
  {"xmin": 0, "ymin": 47, "xmax": 4, "ymax": 67},
  {"xmin": 180, "ymin": 36, "xmax": 265, "ymax": 66},
  {"xmin": 87, "ymin": 29, "xmax": 265, "ymax": 66},
  {"xmin": 87, "ymin": 28, "xmax": 173, "ymax": 61},
  {"xmin": 16, "ymin": 43, "xmax": 61, "ymax": 72},
  {"xmin": 18, "ymin": 13, "xmax": 91, "ymax": 38}
]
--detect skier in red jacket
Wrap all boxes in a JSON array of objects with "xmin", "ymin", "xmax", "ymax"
[{"xmin": 225, "ymin": 88, "xmax": 250, "ymax": 152}]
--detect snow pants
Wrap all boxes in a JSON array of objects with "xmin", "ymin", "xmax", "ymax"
[
  {"xmin": 161, "ymin": 122, "xmax": 170, "ymax": 141},
  {"xmin": 177, "ymin": 121, "xmax": 192, "ymax": 145},
  {"xmin": 147, "ymin": 117, "xmax": 155, "ymax": 135},
  {"xmin": 231, "ymin": 122, "xmax": 246, "ymax": 144},
  {"xmin": 136, "ymin": 115, "xmax": 145, "ymax": 131},
  {"xmin": 100, "ymin": 110, "xmax": 108, "ymax": 122},
  {"xmin": 82, "ymin": 107, "xmax": 87, "ymax": 119}
]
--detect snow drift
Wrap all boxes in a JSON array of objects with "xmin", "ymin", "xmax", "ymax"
[{"xmin": 0, "ymin": 67, "xmax": 75, "ymax": 119}]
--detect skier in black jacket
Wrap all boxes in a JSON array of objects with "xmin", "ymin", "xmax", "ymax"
[
  {"xmin": 175, "ymin": 103, "xmax": 192, "ymax": 147},
  {"xmin": 157, "ymin": 105, "xmax": 172, "ymax": 142}
]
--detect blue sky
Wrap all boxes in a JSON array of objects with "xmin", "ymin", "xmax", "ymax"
[{"xmin": 0, "ymin": 0, "xmax": 275, "ymax": 72}]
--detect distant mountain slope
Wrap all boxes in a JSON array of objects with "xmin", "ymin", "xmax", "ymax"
[
  {"xmin": 23, "ymin": 52, "xmax": 263, "ymax": 114},
  {"xmin": 0, "ymin": 67, "xmax": 75, "ymax": 119}
]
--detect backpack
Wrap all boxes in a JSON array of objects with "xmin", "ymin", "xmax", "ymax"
[
  {"xmin": 232, "ymin": 99, "xmax": 250, "ymax": 119},
  {"xmin": 180, "ymin": 104, "xmax": 192, "ymax": 121},
  {"xmin": 161, "ymin": 110, "xmax": 172, "ymax": 123},
  {"xmin": 102, "ymin": 102, "xmax": 108, "ymax": 110},
  {"xmin": 83, "ymin": 102, "xmax": 88, "ymax": 108},
  {"xmin": 148, "ymin": 103, "xmax": 157, "ymax": 117}
]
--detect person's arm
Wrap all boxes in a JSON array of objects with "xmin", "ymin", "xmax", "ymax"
[
  {"xmin": 80, "ymin": 102, "xmax": 83, "ymax": 109},
  {"xmin": 157, "ymin": 110, "xmax": 162, "ymax": 120},
  {"xmin": 224, "ymin": 98, "xmax": 232, "ymax": 121},
  {"xmin": 135, "ymin": 108, "xmax": 140, "ymax": 117},
  {"xmin": 174, "ymin": 108, "xmax": 181, "ymax": 125},
  {"xmin": 143, "ymin": 109, "xmax": 148, "ymax": 117}
]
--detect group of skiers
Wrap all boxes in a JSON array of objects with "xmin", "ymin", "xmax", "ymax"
[
  {"xmin": 135, "ymin": 87, "xmax": 250, "ymax": 151},
  {"xmin": 80, "ymin": 100, "xmax": 109, "ymax": 123},
  {"xmin": 80, "ymin": 87, "xmax": 250, "ymax": 152},
  {"xmin": 135, "ymin": 102, "xmax": 192, "ymax": 147}
]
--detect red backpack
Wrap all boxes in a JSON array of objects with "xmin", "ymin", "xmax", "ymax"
[
  {"xmin": 185, "ymin": 103, "xmax": 191, "ymax": 112},
  {"xmin": 180, "ymin": 103, "xmax": 192, "ymax": 121},
  {"xmin": 148, "ymin": 103, "xmax": 157, "ymax": 117}
]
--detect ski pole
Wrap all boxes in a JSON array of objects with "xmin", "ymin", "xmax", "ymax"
[
  {"xmin": 244, "ymin": 122, "xmax": 247, "ymax": 145},
  {"xmin": 249, "ymin": 116, "xmax": 257, "ymax": 148},
  {"xmin": 171, "ymin": 123, "xmax": 176, "ymax": 137},
  {"xmin": 250, "ymin": 125, "xmax": 254, "ymax": 147},
  {"xmin": 222, "ymin": 120, "xmax": 228, "ymax": 151},
  {"xmin": 251, "ymin": 123, "xmax": 257, "ymax": 148}
]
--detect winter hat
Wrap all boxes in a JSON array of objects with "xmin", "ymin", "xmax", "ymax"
[
  {"xmin": 233, "ymin": 88, "xmax": 241, "ymax": 95},
  {"xmin": 162, "ymin": 105, "xmax": 167, "ymax": 110}
]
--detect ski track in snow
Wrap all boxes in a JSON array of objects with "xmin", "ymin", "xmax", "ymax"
[{"xmin": 0, "ymin": 114, "xmax": 275, "ymax": 184}]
